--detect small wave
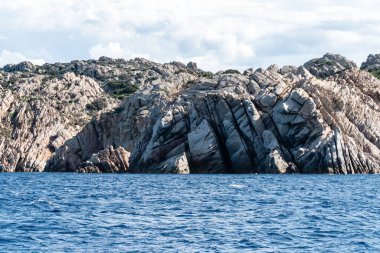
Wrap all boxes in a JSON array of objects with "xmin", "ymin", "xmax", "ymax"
[
  {"xmin": 229, "ymin": 184, "xmax": 247, "ymax": 189},
  {"xmin": 29, "ymin": 198, "xmax": 61, "ymax": 212}
]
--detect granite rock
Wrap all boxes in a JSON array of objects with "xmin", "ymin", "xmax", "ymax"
[{"xmin": 1, "ymin": 54, "xmax": 380, "ymax": 174}]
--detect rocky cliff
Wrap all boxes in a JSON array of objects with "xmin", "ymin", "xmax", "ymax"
[{"xmin": 1, "ymin": 54, "xmax": 380, "ymax": 174}]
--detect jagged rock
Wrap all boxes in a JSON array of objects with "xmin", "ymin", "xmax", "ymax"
[
  {"xmin": 361, "ymin": 54, "xmax": 380, "ymax": 71},
  {"xmin": 98, "ymin": 56, "xmax": 114, "ymax": 62},
  {"xmin": 1, "ymin": 53, "xmax": 380, "ymax": 174},
  {"xmin": 79, "ymin": 146, "xmax": 130, "ymax": 173},
  {"xmin": 187, "ymin": 62, "xmax": 197, "ymax": 70},
  {"xmin": 158, "ymin": 152, "xmax": 190, "ymax": 174},
  {"xmin": 279, "ymin": 65, "xmax": 298, "ymax": 75},
  {"xmin": 262, "ymin": 130, "xmax": 288, "ymax": 173},
  {"xmin": 3, "ymin": 61, "xmax": 36, "ymax": 72},
  {"xmin": 243, "ymin": 68, "xmax": 255, "ymax": 76},
  {"xmin": 304, "ymin": 53, "xmax": 357, "ymax": 78}
]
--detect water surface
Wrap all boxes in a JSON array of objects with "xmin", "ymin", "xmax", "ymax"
[{"xmin": 0, "ymin": 174, "xmax": 379, "ymax": 252}]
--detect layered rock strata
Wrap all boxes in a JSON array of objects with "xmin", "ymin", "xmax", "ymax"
[{"xmin": 1, "ymin": 53, "xmax": 380, "ymax": 173}]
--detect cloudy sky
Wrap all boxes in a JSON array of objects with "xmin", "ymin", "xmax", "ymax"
[{"xmin": 0, "ymin": 0, "xmax": 379, "ymax": 71}]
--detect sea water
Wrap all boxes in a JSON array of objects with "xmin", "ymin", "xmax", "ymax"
[{"xmin": 0, "ymin": 174, "xmax": 379, "ymax": 252}]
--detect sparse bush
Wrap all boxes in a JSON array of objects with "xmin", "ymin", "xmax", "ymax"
[
  {"xmin": 86, "ymin": 103, "xmax": 97, "ymax": 111},
  {"xmin": 111, "ymin": 93, "xmax": 129, "ymax": 100},
  {"xmin": 86, "ymin": 98, "xmax": 107, "ymax": 111},
  {"xmin": 107, "ymin": 80, "xmax": 139, "ymax": 100},
  {"xmin": 223, "ymin": 69, "xmax": 241, "ymax": 75},
  {"xmin": 369, "ymin": 68, "xmax": 380, "ymax": 79},
  {"xmin": 200, "ymin": 71, "xmax": 214, "ymax": 78}
]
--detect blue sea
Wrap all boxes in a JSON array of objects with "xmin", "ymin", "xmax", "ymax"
[{"xmin": 0, "ymin": 174, "xmax": 379, "ymax": 252}]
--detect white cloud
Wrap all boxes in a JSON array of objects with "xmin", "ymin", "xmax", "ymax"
[
  {"xmin": 0, "ymin": 50, "xmax": 45, "ymax": 67},
  {"xmin": 0, "ymin": 0, "xmax": 380, "ymax": 71}
]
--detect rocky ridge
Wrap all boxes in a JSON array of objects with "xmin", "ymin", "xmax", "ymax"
[{"xmin": 1, "ymin": 53, "xmax": 380, "ymax": 173}]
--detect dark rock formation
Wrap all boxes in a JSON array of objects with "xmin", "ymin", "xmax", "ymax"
[
  {"xmin": 361, "ymin": 54, "xmax": 380, "ymax": 71},
  {"xmin": 3, "ymin": 61, "xmax": 37, "ymax": 72}
]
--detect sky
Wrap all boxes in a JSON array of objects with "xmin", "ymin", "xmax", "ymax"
[{"xmin": 0, "ymin": 0, "xmax": 380, "ymax": 72}]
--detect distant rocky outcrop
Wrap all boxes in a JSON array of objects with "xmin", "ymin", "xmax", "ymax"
[
  {"xmin": 3, "ymin": 61, "xmax": 37, "ymax": 72},
  {"xmin": 361, "ymin": 54, "xmax": 380, "ymax": 71},
  {"xmin": 1, "ymin": 54, "xmax": 380, "ymax": 173},
  {"xmin": 303, "ymin": 53, "xmax": 357, "ymax": 78}
]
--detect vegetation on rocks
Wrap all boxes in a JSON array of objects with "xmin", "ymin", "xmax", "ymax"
[
  {"xmin": 222, "ymin": 69, "xmax": 241, "ymax": 75},
  {"xmin": 107, "ymin": 81, "xmax": 139, "ymax": 100},
  {"xmin": 200, "ymin": 71, "xmax": 215, "ymax": 78},
  {"xmin": 86, "ymin": 98, "xmax": 108, "ymax": 112},
  {"xmin": 368, "ymin": 68, "xmax": 380, "ymax": 79}
]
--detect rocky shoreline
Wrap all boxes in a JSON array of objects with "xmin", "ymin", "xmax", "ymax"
[{"xmin": 1, "ymin": 53, "xmax": 380, "ymax": 174}]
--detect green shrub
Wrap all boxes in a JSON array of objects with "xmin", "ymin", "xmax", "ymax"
[
  {"xmin": 106, "ymin": 81, "xmax": 139, "ymax": 100},
  {"xmin": 107, "ymin": 81, "xmax": 130, "ymax": 89},
  {"xmin": 111, "ymin": 93, "xmax": 129, "ymax": 100},
  {"xmin": 200, "ymin": 71, "xmax": 214, "ymax": 78},
  {"xmin": 369, "ymin": 68, "xmax": 380, "ymax": 79},
  {"xmin": 86, "ymin": 98, "xmax": 107, "ymax": 111},
  {"xmin": 223, "ymin": 69, "xmax": 241, "ymax": 75},
  {"xmin": 86, "ymin": 103, "xmax": 97, "ymax": 111},
  {"xmin": 113, "ymin": 87, "xmax": 138, "ymax": 94}
]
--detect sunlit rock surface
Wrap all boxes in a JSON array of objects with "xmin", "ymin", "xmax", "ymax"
[{"xmin": 1, "ymin": 54, "xmax": 380, "ymax": 173}]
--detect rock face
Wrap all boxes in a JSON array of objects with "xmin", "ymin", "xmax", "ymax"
[
  {"xmin": 361, "ymin": 54, "xmax": 380, "ymax": 71},
  {"xmin": 78, "ymin": 146, "xmax": 130, "ymax": 173},
  {"xmin": 0, "ymin": 70, "xmax": 117, "ymax": 172},
  {"xmin": 304, "ymin": 53, "xmax": 357, "ymax": 78},
  {"xmin": 1, "ymin": 54, "xmax": 380, "ymax": 174}
]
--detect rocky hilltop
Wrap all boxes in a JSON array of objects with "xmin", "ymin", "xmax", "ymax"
[{"xmin": 0, "ymin": 53, "xmax": 380, "ymax": 174}]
